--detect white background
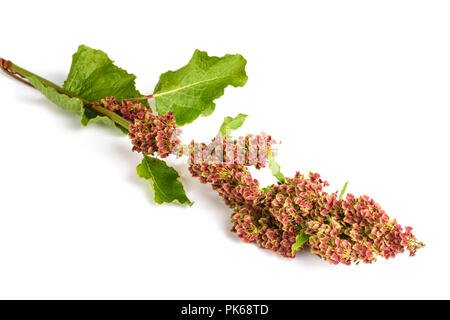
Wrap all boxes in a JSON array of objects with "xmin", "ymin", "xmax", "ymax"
[{"xmin": 0, "ymin": 0, "xmax": 448, "ymax": 299}]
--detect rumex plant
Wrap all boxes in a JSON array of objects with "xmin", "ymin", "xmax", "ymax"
[{"xmin": 0, "ymin": 45, "xmax": 424, "ymax": 265}]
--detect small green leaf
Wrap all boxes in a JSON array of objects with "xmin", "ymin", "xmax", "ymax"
[
  {"xmin": 137, "ymin": 156, "xmax": 192, "ymax": 206},
  {"xmin": 81, "ymin": 108, "xmax": 128, "ymax": 134},
  {"xmin": 291, "ymin": 229, "xmax": 310, "ymax": 256},
  {"xmin": 218, "ymin": 113, "xmax": 248, "ymax": 137},
  {"xmin": 339, "ymin": 181, "xmax": 349, "ymax": 200},
  {"xmin": 27, "ymin": 75, "xmax": 84, "ymax": 116},
  {"xmin": 63, "ymin": 45, "xmax": 145, "ymax": 131},
  {"xmin": 27, "ymin": 75, "xmax": 122, "ymax": 131},
  {"xmin": 153, "ymin": 49, "xmax": 248, "ymax": 126},
  {"xmin": 268, "ymin": 153, "xmax": 285, "ymax": 183}
]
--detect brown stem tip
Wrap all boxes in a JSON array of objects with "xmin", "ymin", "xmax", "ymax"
[{"xmin": 0, "ymin": 58, "xmax": 33, "ymax": 87}]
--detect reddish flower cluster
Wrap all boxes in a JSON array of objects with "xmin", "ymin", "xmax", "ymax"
[
  {"xmin": 189, "ymin": 159, "xmax": 305, "ymax": 258},
  {"xmin": 101, "ymin": 97, "xmax": 179, "ymax": 158},
  {"xmin": 264, "ymin": 172, "xmax": 424, "ymax": 264},
  {"xmin": 188, "ymin": 139, "xmax": 307, "ymax": 258},
  {"xmin": 190, "ymin": 155, "xmax": 424, "ymax": 265},
  {"xmin": 101, "ymin": 97, "xmax": 424, "ymax": 265}
]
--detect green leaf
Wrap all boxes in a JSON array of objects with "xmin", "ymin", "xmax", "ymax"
[
  {"xmin": 218, "ymin": 113, "xmax": 247, "ymax": 137},
  {"xmin": 27, "ymin": 75, "xmax": 85, "ymax": 116},
  {"xmin": 81, "ymin": 108, "xmax": 128, "ymax": 134},
  {"xmin": 137, "ymin": 156, "xmax": 192, "ymax": 206},
  {"xmin": 291, "ymin": 229, "xmax": 310, "ymax": 256},
  {"xmin": 339, "ymin": 181, "xmax": 349, "ymax": 200},
  {"xmin": 63, "ymin": 45, "xmax": 143, "ymax": 102},
  {"xmin": 63, "ymin": 45, "xmax": 144, "ymax": 130},
  {"xmin": 268, "ymin": 153, "xmax": 285, "ymax": 183},
  {"xmin": 27, "ymin": 75, "xmax": 122, "ymax": 131},
  {"xmin": 153, "ymin": 49, "xmax": 248, "ymax": 126}
]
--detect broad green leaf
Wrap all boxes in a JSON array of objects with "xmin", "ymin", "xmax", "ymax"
[
  {"xmin": 27, "ymin": 75, "xmax": 119, "ymax": 130},
  {"xmin": 63, "ymin": 45, "xmax": 143, "ymax": 102},
  {"xmin": 153, "ymin": 49, "xmax": 248, "ymax": 126},
  {"xmin": 339, "ymin": 181, "xmax": 349, "ymax": 200},
  {"xmin": 218, "ymin": 113, "xmax": 248, "ymax": 137},
  {"xmin": 291, "ymin": 229, "xmax": 310, "ymax": 256},
  {"xmin": 268, "ymin": 153, "xmax": 285, "ymax": 183},
  {"xmin": 137, "ymin": 156, "xmax": 192, "ymax": 206},
  {"xmin": 63, "ymin": 45, "xmax": 144, "ymax": 130}
]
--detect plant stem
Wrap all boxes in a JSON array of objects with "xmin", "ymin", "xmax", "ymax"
[
  {"xmin": 127, "ymin": 94, "xmax": 153, "ymax": 101},
  {"xmin": 0, "ymin": 58, "xmax": 131, "ymax": 129}
]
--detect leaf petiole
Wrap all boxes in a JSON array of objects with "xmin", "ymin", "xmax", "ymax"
[{"xmin": 0, "ymin": 58, "xmax": 131, "ymax": 129}]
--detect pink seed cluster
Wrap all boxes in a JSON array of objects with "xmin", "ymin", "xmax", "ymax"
[
  {"xmin": 189, "ymin": 159, "xmax": 301, "ymax": 258},
  {"xmin": 100, "ymin": 96, "xmax": 424, "ymax": 265},
  {"xmin": 101, "ymin": 97, "xmax": 179, "ymax": 158},
  {"xmin": 264, "ymin": 172, "xmax": 424, "ymax": 264},
  {"xmin": 189, "ymin": 152, "xmax": 424, "ymax": 265}
]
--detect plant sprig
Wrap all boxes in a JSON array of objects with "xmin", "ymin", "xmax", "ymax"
[{"xmin": 1, "ymin": 45, "xmax": 424, "ymax": 265}]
